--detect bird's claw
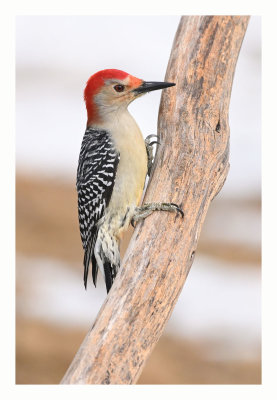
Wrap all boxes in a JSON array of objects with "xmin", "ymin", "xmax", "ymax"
[
  {"xmin": 168, "ymin": 203, "xmax": 184, "ymax": 218},
  {"xmin": 145, "ymin": 134, "xmax": 161, "ymax": 176},
  {"xmin": 131, "ymin": 202, "xmax": 184, "ymax": 228}
]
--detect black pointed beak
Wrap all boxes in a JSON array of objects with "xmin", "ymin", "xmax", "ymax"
[{"xmin": 133, "ymin": 81, "xmax": 176, "ymax": 94}]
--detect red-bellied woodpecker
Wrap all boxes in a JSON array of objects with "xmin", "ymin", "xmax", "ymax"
[{"xmin": 77, "ymin": 69, "xmax": 183, "ymax": 293}]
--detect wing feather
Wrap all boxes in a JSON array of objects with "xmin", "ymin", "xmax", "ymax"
[{"xmin": 76, "ymin": 128, "xmax": 120, "ymax": 288}]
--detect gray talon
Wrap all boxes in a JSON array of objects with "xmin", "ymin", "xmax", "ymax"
[
  {"xmin": 132, "ymin": 202, "xmax": 184, "ymax": 224},
  {"xmin": 168, "ymin": 203, "xmax": 184, "ymax": 218},
  {"xmin": 145, "ymin": 134, "xmax": 159, "ymax": 142},
  {"xmin": 145, "ymin": 134, "xmax": 160, "ymax": 176}
]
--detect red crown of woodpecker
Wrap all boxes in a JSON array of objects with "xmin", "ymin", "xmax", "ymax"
[{"xmin": 84, "ymin": 69, "xmax": 142, "ymax": 125}]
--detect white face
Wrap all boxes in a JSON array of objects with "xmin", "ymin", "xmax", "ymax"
[{"xmin": 94, "ymin": 77, "xmax": 143, "ymax": 116}]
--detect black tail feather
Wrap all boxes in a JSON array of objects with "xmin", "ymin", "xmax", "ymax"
[
  {"xmin": 84, "ymin": 228, "xmax": 98, "ymax": 289},
  {"xmin": 91, "ymin": 253, "xmax": 98, "ymax": 287},
  {"xmin": 83, "ymin": 239, "xmax": 93, "ymax": 289},
  {"xmin": 103, "ymin": 259, "xmax": 120, "ymax": 293},
  {"xmin": 84, "ymin": 233, "xmax": 119, "ymax": 292},
  {"xmin": 103, "ymin": 261, "xmax": 113, "ymax": 293}
]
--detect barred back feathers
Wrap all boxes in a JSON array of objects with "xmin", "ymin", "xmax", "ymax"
[{"xmin": 76, "ymin": 127, "xmax": 120, "ymax": 291}]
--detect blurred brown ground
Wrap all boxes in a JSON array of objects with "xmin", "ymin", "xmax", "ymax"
[
  {"xmin": 16, "ymin": 317, "xmax": 260, "ymax": 385},
  {"xmin": 16, "ymin": 174, "xmax": 261, "ymax": 384}
]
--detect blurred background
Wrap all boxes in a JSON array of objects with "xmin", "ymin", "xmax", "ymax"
[{"xmin": 16, "ymin": 16, "xmax": 261, "ymax": 384}]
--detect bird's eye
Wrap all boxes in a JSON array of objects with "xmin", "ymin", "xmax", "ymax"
[{"xmin": 114, "ymin": 84, "xmax": 125, "ymax": 92}]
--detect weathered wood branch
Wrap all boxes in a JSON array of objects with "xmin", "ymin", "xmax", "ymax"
[{"xmin": 61, "ymin": 15, "xmax": 249, "ymax": 384}]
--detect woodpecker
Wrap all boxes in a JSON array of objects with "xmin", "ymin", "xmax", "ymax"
[{"xmin": 77, "ymin": 69, "xmax": 183, "ymax": 293}]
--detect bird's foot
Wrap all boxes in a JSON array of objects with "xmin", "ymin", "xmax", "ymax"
[
  {"xmin": 131, "ymin": 202, "xmax": 184, "ymax": 227},
  {"xmin": 145, "ymin": 134, "xmax": 160, "ymax": 176}
]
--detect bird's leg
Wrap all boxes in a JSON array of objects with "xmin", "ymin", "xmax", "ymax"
[
  {"xmin": 131, "ymin": 202, "xmax": 184, "ymax": 227},
  {"xmin": 145, "ymin": 134, "xmax": 160, "ymax": 176}
]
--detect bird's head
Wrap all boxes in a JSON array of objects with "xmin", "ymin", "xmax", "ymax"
[{"xmin": 84, "ymin": 69, "xmax": 175, "ymax": 127}]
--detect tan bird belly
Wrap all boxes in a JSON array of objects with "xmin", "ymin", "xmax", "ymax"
[{"xmin": 101, "ymin": 110, "xmax": 148, "ymax": 239}]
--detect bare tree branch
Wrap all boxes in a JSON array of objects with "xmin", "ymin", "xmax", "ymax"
[{"xmin": 61, "ymin": 15, "xmax": 249, "ymax": 384}]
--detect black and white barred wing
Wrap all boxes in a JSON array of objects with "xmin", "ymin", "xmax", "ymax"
[{"xmin": 76, "ymin": 128, "xmax": 119, "ymax": 288}]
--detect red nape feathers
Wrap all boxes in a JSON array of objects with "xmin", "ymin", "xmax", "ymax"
[
  {"xmin": 84, "ymin": 69, "xmax": 143, "ymax": 126},
  {"xmin": 84, "ymin": 69, "xmax": 129, "ymax": 101},
  {"xmin": 84, "ymin": 69, "xmax": 129, "ymax": 124}
]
